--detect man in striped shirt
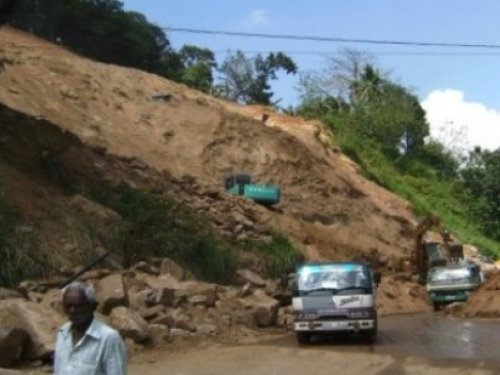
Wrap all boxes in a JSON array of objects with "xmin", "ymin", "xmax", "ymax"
[{"xmin": 53, "ymin": 282, "xmax": 127, "ymax": 375}]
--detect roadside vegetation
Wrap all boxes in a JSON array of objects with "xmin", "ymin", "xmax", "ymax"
[
  {"xmin": 291, "ymin": 49, "xmax": 500, "ymax": 257},
  {"xmin": 0, "ymin": 181, "xmax": 53, "ymax": 287},
  {"xmin": 88, "ymin": 183, "xmax": 307, "ymax": 283},
  {"xmin": 87, "ymin": 183, "xmax": 238, "ymax": 285},
  {"xmin": 0, "ymin": 182, "xmax": 18, "ymax": 286},
  {"xmin": 240, "ymin": 233, "xmax": 305, "ymax": 278}
]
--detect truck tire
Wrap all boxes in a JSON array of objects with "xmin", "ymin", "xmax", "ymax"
[
  {"xmin": 296, "ymin": 332, "xmax": 311, "ymax": 344},
  {"xmin": 433, "ymin": 302, "xmax": 440, "ymax": 312}
]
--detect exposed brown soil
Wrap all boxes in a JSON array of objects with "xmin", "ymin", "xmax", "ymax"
[
  {"xmin": 0, "ymin": 26, "xmax": 418, "ymax": 267},
  {"xmin": 446, "ymin": 271, "xmax": 500, "ymax": 318}
]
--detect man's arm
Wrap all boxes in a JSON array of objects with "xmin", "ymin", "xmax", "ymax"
[
  {"xmin": 53, "ymin": 331, "xmax": 64, "ymax": 375},
  {"xmin": 102, "ymin": 332, "xmax": 127, "ymax": 375}
]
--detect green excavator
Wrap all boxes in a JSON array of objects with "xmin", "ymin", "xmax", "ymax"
[{"xmin": 224, "ymin": 173, "xmax": 280, "ymax": 206}]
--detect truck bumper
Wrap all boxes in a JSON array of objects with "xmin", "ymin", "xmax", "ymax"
[
  {"xmin": 428, "ymin": 291, "xmax": 471, "ymax": 303},
  {"xmin": 430, "ymin": 295, "xmax": 468, "ymax": 303},
  {"xmin": 294, "ymin": 319, "xmax": 375, "ymax": 332}
]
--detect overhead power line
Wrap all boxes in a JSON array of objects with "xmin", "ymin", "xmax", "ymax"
[
  {"xmin": 4, "ymin": 43, "xmax": 500, "ymax": 57},
  {"xmin": 164, "ymin": 27, "xmax": 500, "ymax": 50},
  {"xmin": 210, "ymin": 50, "xmax": 500, "ymax": 56}
]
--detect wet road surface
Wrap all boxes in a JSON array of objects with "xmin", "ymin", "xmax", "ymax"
[
  {"xmin": 277, "ymin": 312, "xmax": 500, "ymax": 363},
  {"xmin": 376, "ymin": 313, "xmax": 500, "ymax": 363},
  {"xmin": 131, "ymin": 313, "xmax": 500, "ymax": 375}
]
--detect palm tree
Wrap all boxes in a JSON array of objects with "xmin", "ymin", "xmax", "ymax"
[{"xmin": 349, "ymin": 64, "xmax": 383, "ymax": 107}]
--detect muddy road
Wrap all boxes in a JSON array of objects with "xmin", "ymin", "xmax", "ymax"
[{"xmin": 131, "ymin": 313, "xmax": 500, "ymax": 375}]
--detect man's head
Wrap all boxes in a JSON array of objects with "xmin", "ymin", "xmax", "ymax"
[{"xmin": 61, "ymin": 282, "xmax": 98, "ymax": 326}]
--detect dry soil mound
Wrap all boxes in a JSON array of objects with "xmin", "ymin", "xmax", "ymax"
[
  {"xmin": 0, "ymin": 26, "xmax": 418, "ymax": 265},
  {"xmin": 449, "ymin": 272, "xmax": 500, "ymax": 318}
]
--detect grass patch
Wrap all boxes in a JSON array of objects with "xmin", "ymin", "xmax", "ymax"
[
  {"xmin": 87, "ymin": 183, "xmax": 238, "ymax": 284},
  {"xmin": 335, "ymin": 136, "xmax": 500, "ymax": 258},
  {"xmin": 0, "ymin": 183, "xmax": 53, "ymax": 287},
  {"xmin": 0, "ymin": 186, "xmax": 18, "ymax": 287},
  {"xmin": 241, "ymin": 233, "xmax": 305, "ymax": 278}
]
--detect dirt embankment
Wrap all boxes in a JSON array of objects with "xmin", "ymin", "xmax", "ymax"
[
  {"xmin": 445, "ymin": 271, "xmax": 500, "ymax": 318},
  {"xmin": 0, "ymin": 26, "xmax": 418, "ymax": 267}
]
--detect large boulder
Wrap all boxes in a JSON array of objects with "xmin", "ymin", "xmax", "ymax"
[
  {"xmin": 40, "ymin": 288, "xmax": 64, "ymax": 315},
  {"xmin": 69, "ymin": 194, "xmax": 122, "ymax": 225},
  {"xmin": 97, "ymin": 274, "xmax": 129, "ymax": 315},
  {"xmin": 0, "ymin": 328, "xmax": 30, "ymax": 367},
  {"xmin": 235, "ymin": 269, "xmax": 267, "ymax": 287},
  {"xmin": 109, "ymin": 307, "xmax": 151, "ymax": 344},
  {"xmin": 238, "ymin": 289, "xmax": 280, "ymax": 327},
  {"xmin": 151, "ymin": 309, "xmax": 196, "ymax": 332},
  {"xmin": 0, "ymin": 300, "xmax": 64, "ymax": 360},
  {"xmin": 0, "ymin": 288, "xmax": 23, "ymax": 301},
  {"xmin": 159, "ymin": 258, "xmax": 192, "ymax": 281}
]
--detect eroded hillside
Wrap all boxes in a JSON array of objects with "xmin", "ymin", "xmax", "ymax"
[{"xmin": 0, "ymin": 26, "xmax": 418, "ymax": 273}]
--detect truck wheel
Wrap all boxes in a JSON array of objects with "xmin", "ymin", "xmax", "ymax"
[
  {"xmin": 296, "ymin": 332, "xmax": 311, "ymax": 344},
  {"xmin": 433, "ymin": 302, "xmax": 440, "ymax": 312}
]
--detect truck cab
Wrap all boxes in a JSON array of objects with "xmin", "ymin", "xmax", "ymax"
[
  {"xmin": 224, "ymin": 173, "xmax": 280, "ymax": 206},
  {"xmin": 284, "ymin": 261, "xmax": 381, "ymax": 344},
  {"xmin": 426, "ymin": 261, "xmax": 483, "ymax": 311}
]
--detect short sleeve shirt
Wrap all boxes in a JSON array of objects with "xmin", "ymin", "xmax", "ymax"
[{"xmin": 53, "ymin": 318, "xmax": 127, "ymax": 375}]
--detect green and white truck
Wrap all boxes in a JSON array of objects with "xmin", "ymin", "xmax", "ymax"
[{"xmin": 426, "ymin": 261, "xmax": 484, "ymax": 311}]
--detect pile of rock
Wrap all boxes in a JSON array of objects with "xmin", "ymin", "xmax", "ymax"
[{"xmin": 0, "ymin": 259, "xmax": 293, "ymax": 369}]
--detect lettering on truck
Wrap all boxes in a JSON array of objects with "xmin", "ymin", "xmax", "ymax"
[{"xmin": 338, "ymin": 295, "xmax": 361, "ymax": 306}]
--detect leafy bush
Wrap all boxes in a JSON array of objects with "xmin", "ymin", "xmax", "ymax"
[
  {"xmin": 330, "ymin": 132, "xmax": 500, "ymax": 257},
  {"xmin": 0, "ymin": 187, "xmax": 18, "ymax": 286},
  {"xmin": 88, "ymin": 183, "xmax": 238, "ymax": 284},
  {"xmin": 0, "ymin": 183, "xmax": 52, "ymax": 287},
  {"xmin": 241, "ymin": 233, "xmax": 305, "ymax": 278}
]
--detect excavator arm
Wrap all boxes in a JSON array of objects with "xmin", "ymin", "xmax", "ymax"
[
  {"xmin": 413, "ymin": 214, "xmax": 463, "ymax": 280},
  {"xmin": 414, "ymin": 214, "xmax": 442, "ymax": 275}
]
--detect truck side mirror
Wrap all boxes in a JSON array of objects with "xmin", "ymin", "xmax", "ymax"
[
  {"xmin": 280, "ymin": 274, "xmax": 289, "ymax": 287},
  {"xmin": 373, "ymin": 272, "xmax": 381, "ymax": 285}
]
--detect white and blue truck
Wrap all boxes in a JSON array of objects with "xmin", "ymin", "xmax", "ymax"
[{"xmin": 282, "ymin": 261, "xmax": 381, "ymax": 344}]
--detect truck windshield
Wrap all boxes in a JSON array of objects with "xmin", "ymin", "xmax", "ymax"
[
  {"xmin": 296, "ymin": 264, "xmax": 372, "ymax": 295},
  {"xmin": 427, "ymin": 267, "xmax": 472, "ymax": 285}
]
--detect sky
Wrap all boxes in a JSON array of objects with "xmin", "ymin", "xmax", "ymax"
[{"xmin": 123, "ymin": 0, "xmax": 500, "ymax": 152}]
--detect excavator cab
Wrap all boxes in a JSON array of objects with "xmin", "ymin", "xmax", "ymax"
[
  {"xmin": 412, "ymin": 214, "xmax": 465, "ymax": 284},
  {"xmin": 224, "ymin": 174, "xmax": 252, "ymax": 195}
]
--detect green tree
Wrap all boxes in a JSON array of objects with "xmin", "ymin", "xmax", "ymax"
[
  {"xmin": 460, "ymin": 147, "xmax": 500, "ymax": 240},
  {"xmin": 216, "ymin": 50, "xmax": 297, "ymax": 105},
  {"xmin": 0, "ymin": 0, "xmax": 19, "ymax": 25},
  {"xmin": 296, "ymin": 48, "xmax": 381, "ymax": 109},
  {"xmin": 178, "ymin": 45, "xmax": 217, "ymax": 93},
  {"xmin": 7, "ymin": 0, "xmax": 183, "ymax": 79},
  {"xmin": 294, "ymin": 96, "xmax": 350, "ymax": 120},
  {"xmin": 296, "ymin": 50, "xmax": 429, "ymax": 158}
]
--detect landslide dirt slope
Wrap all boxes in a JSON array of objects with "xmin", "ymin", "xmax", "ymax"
[
  {"xmin": 446, "ymin": 271, "xmax": 500, "ymax": 318},
  {"xmin": 0, "ymin": 26, "xmax": 418, "ymax": 265}
]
